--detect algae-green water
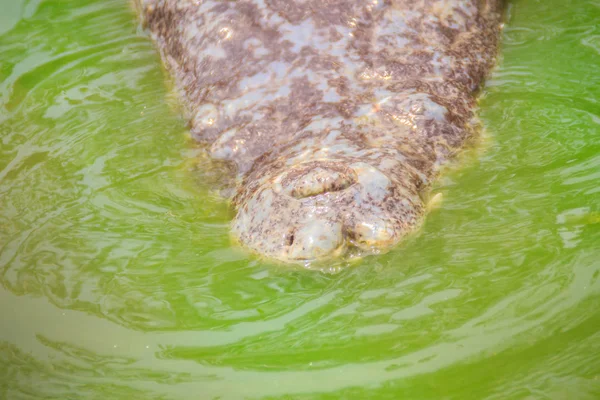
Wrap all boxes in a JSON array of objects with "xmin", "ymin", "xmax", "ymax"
[{"xmin": 1, "ymin": 1, "xmax": 599, "ymax": 398}]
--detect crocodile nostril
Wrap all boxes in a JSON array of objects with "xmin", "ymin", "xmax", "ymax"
[
  {"xmin": 286, "ymin": 219, "xmax": 344, "ymax": 260},
  {"xmin": 286, "ymin": 231, "xmax": 295, "ymax": 246},
  {"xmin": 347, "ymin": 216, "xmax": 397, "ymax": 249},
  {"xmin": 282, "ymin": 162, "xmax": 357, "ymax": 199}
]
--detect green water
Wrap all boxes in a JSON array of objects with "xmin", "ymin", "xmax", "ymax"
[{"xmin": 1, "ymin": 0, "xmax": 599, "ymax": 398}]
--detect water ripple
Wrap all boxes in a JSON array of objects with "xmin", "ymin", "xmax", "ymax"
[{"xmin": 1, "ymin": 0, "xmax": 600, "ymax": 398}]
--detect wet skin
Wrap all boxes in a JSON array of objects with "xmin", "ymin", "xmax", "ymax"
[{"xmin": 136, "ymin": 0, "xmax": 503, "ymax": 263}]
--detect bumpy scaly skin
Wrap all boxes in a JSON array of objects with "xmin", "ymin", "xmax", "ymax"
[{"xmin": 136, "ymin": 0, "xmax": 503, "ymax": 263}]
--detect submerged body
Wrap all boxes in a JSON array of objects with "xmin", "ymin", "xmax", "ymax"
[{"xmin": 136, "ymin": 0, "xmax": 503, "ymax": 263}]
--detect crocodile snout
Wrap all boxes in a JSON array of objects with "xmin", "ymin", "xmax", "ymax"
[{"xmin": 279, "ymin": 161, "xmax": 357, "ymax": 199}]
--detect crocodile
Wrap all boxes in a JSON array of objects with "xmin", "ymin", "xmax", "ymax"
[{"xmin": 135, "ymin": 0, "xmax": 503, "ymax": 263}]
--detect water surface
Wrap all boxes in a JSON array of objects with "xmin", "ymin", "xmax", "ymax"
[{"xmin": 1, "ymin": 0, "xmax": 599, "ymax": 398}]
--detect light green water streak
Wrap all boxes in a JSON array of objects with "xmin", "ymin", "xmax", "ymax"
[{"xmin": 0, "ymin": 0, "xmax": 599, "ymax": 398}]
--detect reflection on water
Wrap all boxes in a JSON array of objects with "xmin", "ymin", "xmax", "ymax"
[{"xmin": 1, "ymin": 0, "xmax": 599, "ymax": 398}]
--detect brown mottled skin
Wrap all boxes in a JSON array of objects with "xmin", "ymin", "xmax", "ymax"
[{"xmin": 135, "ymin": 0, "xmax": 503, "ymax": 263}]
